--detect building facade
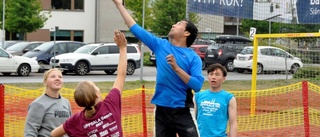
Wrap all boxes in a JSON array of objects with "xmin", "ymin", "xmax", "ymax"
[
  {"xmin": 1, "ymin": 0, "xmax": 239, "ymax": 44},
  {"xmin": 23, "ymin": 0, "xmax": 128, "ymax": 43}
]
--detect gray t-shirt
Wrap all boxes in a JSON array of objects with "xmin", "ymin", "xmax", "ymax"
[{"xmin": 24, "ymin": 94, "xmax": 72, "ymax": 137}]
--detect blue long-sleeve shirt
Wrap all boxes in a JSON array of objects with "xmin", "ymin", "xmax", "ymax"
[{"xmin": 130, "ymin": 24, "xmax": 204, "ymax": 108}]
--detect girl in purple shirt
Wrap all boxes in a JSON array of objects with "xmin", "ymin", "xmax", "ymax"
[{"xmin": 51, "ymin": 30, "xmax": 128, "ymax": 137}]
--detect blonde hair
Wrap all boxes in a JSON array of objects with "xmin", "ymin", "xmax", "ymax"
[
  {"xmin": 43, "ymin": 68, "xmax": 62, "ymax": 83},
  {"xmin": 74, "ymin": 81, "xmax": 97, "ymax": 118}
]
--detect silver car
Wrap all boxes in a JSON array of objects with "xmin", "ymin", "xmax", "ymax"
[{"xmin": 6, "ymin": 41, "xmax": 43, "ymax": 56}]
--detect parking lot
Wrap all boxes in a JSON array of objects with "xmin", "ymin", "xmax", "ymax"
[{"xmin": 0, "ymin": 66, "xmax": 296, "ymax": 83}]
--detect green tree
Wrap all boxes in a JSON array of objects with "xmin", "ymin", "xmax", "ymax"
[
  {"xmin": 4, "ymin": 0, "xmax": 50, "ymax": 40},
  {"xmin": 124, "ymin": 0, "xmax": 153, "ymax": 30},
  {"xmin": 149, "ymin": 0, "xmax": 200, "ymax": 36},
  {"xmin": 241, "ymin": 18, "xmax": 320, "ymax": 48},
  {"xmin": 241, "ymin": 18, "xmax": 320, "ymax": 36},
  {"xmin": 124, "ymin": 0, "xmax": 200, "ymax": 37},
  {"xmin": 240, "ymin": 19, "xmax": 271, "ymax": 35}
]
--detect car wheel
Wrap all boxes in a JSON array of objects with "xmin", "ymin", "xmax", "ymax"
[
  {"xmin": 201, "ymin": 60, "xmax": 206, "ymax": 70},
  {"xmin": 257, "ymin": 63, "xmax": 263, "ymax": 74},
  {"xmin": 38, "ymin": 61, "xmax": 45, "ymax": 73},
  {"xmin": 17, "ymin": 63, "xmax": 31, "ymax": 76},
  {"xmin": 237, "ymin": 69, "xmax": 245, "ymax": 73},
  {"xmin": 127, "ymin": 61, "xmax": 136, "ymax": 75},
  {"xmin": 104, "ymin": 70, "xmax": 115, "ymax": 75},
  {"xmin": 290, "ymin": 64, "xmax": 300, "ymax": 74},
  {"xmin": 75, "ymin": 61, "xmax": 88, "ymax": 75},
  {"xmin": 225, "ymin": 59, "xmax": 234, "ymax": 72},
  {"xmin": 2, "ymin": 73, "xmax": 11, "ymax": 76}
]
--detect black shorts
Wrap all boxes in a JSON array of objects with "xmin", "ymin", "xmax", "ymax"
[{"xmin": 155, "ymin": 106, "xmax": 198, "ymax": 137}]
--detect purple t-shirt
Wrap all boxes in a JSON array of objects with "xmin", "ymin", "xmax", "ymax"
[{"xmin": 63, "ymin": 88, "xmax": 122, "ymax": 137}]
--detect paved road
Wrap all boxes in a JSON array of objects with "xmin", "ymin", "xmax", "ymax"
[{"xmin": 0, "ymin": 66, "xmax": 293, "ymax": 83}]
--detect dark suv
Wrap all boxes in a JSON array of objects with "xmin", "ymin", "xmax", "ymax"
[{"xmin": 204, "ymin": 35, "xmax": 252, "ymax": 72}]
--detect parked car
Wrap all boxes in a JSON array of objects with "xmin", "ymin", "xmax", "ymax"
[
  {"xmin": 0, "ymin": 41, "xmax": 22, "ymax": 49},
  {"xmin": 50, "ymin": 43, "xmax": 141, "ymax": 75},
  {"xmin": 204, "ymin": 35, "xmax": 252, "ymax": 72},
  {"xmin": 233, "ymin": 46, "xmax": 303, "ymax": 74},
  {"xmin": 190, "ymin": 44, "xmax": 209, "ymax": 69},
  {"xmin": 6, "ymin": 41, "xmax": 43, "ymax": 56},
  {"xmin": 149, "ymin": 51, "xmax": 156, "ymax": 66},
  {"xmin": 0, "ymin": 47, "xmax": 39, "ymax": 76},
  {"xmin": 22, "ymin": 41, "xmax": 86, "ymax": 72}
]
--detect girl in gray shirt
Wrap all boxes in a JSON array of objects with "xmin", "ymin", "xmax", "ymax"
[{"xmin": 24, "ymin": 68, "xmax": 71, "ymax": 137}]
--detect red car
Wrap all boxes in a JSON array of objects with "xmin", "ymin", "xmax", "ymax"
[{"xmin": 190, "ymin": 44, "xmax": 209, "ymax": 69}]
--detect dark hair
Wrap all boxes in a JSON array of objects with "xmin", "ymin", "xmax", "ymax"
[
  {"xmin": 207, "ymin": 63, "xmax": 227, "ymax": 77},
  {"xmin": 184, "ymin": 20, "xmax": 198, "ymax": 47}
]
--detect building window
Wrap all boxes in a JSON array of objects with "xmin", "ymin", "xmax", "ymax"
[
  {"xmin": 74, "ymin": 31, "xmax": 83, "ymax": 42},
  {"xmin": 51, "ymin": 0, "xmax": 84, "ymax": 10},
  {"xmin": 75, "ymin": 0, "xmax": 84, "ymax": 10},
  {"xmin": 52, "ymin": 0, "xmax": 71, "ymax": 10},
  {"xmin": 55, "ymin": 30, "xmax": 71, "ymax": 40},
  {"xmin": 51, "ymin": 30, "xmax": 84, "ymax": 42}
]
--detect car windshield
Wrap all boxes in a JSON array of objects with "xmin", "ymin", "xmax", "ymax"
[
  {"xmin": 33, "ymin": 42, "xmax": 54, "ymax": 51},
  {"xmin": 6, "ymin": 42, "xmax": 29, "ymax": 51},
  {"xmin": 207, "ymin": 44, "xmax": 219, "ymax": 50},
  {"xmin": 240, "ymin": 48, "xmax": 253, "ymax": 54},
  {"xmin": 74, "ymin": 45, "xmax": 98, "ymax": 54}
]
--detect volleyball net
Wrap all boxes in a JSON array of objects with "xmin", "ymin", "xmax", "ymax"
[{"xmin": 1, "ymin": 81, "xmax": 320, "ymax": 136}]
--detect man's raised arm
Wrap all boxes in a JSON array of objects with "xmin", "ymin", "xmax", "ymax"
[{"xmin": 112, "ymin": 0, "xmax": 136, "ymax": 28}]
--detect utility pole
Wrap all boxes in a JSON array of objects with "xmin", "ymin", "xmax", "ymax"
[
  {"xmin": 186, "ymin": 0, "xmax": 189, "ymax": 20},
  {"xmin": 53, "ymin": 26, "xmax": 59, "ymax": 68},
  {"xmin": 269, "ymin": 3, "xmax": 274, "ymax": 46},
  {"xmin": 140, "ymin": 0, "xmax": 146, "ymax": 82},
  {"xmin": 236, "ymin": 18, "xmax": 239, "ymax": 36},
  {"xmin": 2, "ymin": 0, "xmax": 5, "ymax": 49}
]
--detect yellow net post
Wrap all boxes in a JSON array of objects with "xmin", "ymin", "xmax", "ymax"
[
  {"xmin": 250, "ymin": 32, "xmax": 320, "ymax": 116},
  {"xmin": 250, "ymin": 35, "xmax": 258, "ymax": 116}
]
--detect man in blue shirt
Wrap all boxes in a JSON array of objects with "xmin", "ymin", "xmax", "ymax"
[{"xmin": 112, "ymin": 0, "xmax": 204, "ymax": 136}]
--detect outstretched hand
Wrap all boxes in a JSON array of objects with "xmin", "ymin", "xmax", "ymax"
[
  {"xmin": 112, "ymin": 0, "xmax": 123, "ymax": 6},
  {"xmin": 113, "ymin": 30, "xmax": 127, "ymax": 48}
]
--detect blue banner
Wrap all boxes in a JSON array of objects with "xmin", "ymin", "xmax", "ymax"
[
  {"xmin": 189, "ymin": 0, "xmax": 254, "ymax": 19},
  {"xmin": 297, "ymin": 0, "xmax": 320, "ymax": 24},
  {"xmin": 189, "ymin": 0, "xmax": 320, "ymax": 24}
]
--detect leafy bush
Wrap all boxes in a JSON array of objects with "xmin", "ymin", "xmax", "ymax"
[{"xmin": 293, "ymin": 66, "xmax": 320, "ymax": 79}]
